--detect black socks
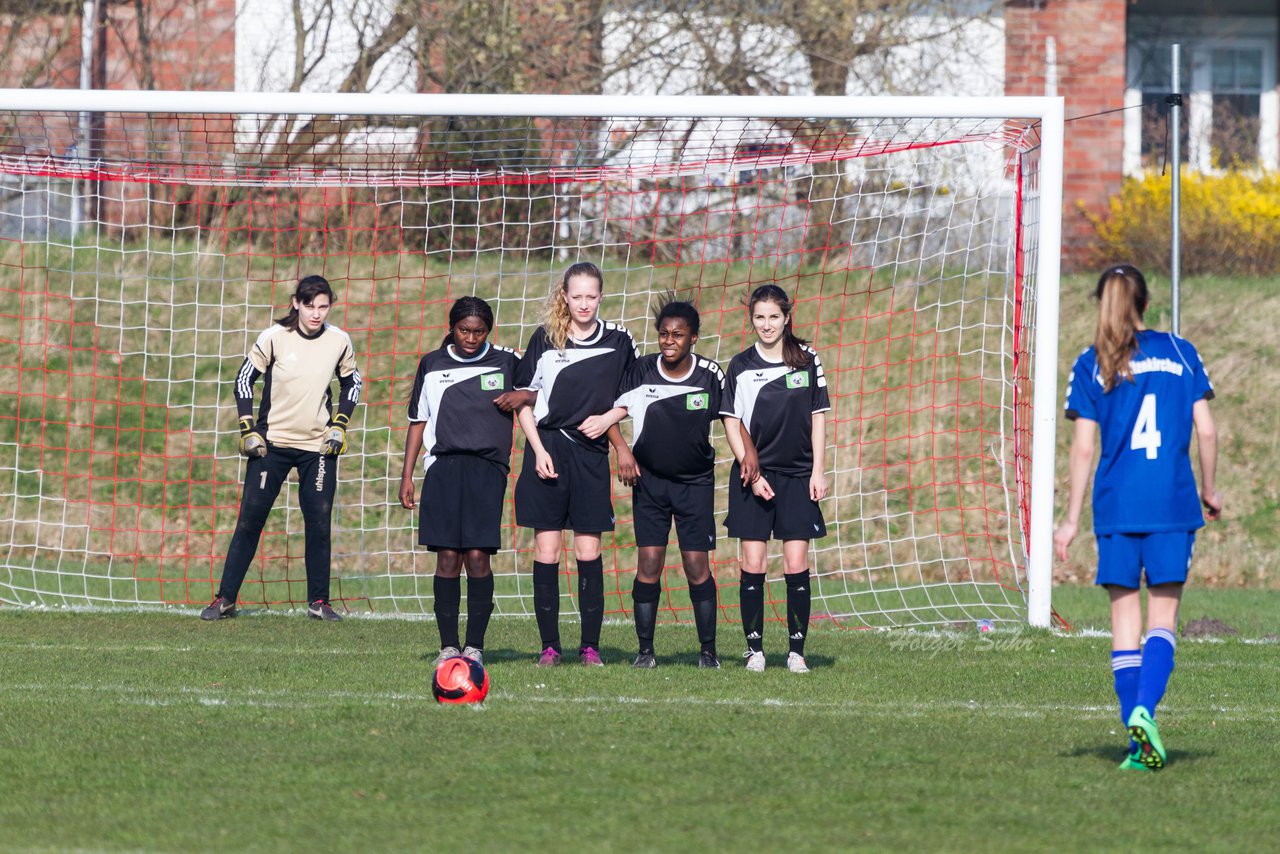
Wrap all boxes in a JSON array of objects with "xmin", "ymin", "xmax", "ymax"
[
  {"xmin": 632, "ymin": 579, "xmax": 661, "ymax": 655},
  {"xmin": 532, "ymin": 560, "xmax": 561, "ymax": 652},
  {"xmin": 739, "ymin": 571, "xmax": 766, "ymax": 653},
  {"xmin": 786, "ymin": 569, "xmax": 811, "ymax": 656}
]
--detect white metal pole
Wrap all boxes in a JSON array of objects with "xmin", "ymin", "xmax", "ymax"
[
  {"xmin": 1045, "ymin": 37, "xmax": 1058, "ymax": 97},
  {"xmin": 73, "ymin": 0, "xmax": 96, "ymax": 240},
  {"xmin": 1171, "ymin": 44, "xmax": 1182, "ymax": 335},
  {"xmin": 1025, "ymin": 97, "xmax": 1066, "ymax": 629}
]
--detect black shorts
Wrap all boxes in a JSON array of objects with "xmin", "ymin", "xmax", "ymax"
[
  {"xmin": 724, "ymin": 462, "xmax": 826, "ymax": 542},
  {"xmin": 514, "ymin": 428, "xmax": 615, "ymax": 533},
  {"xmin": 418, "ymin": 454, "xmax": 508, "ymax": 553},
  {"xmin": 633, "ymin": 469, "xmax": 716, "ymax": 552}
]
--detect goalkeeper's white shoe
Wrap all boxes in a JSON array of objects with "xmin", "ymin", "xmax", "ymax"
[
  {"xmin": 786, "ymin": 652, "xmax": 810, "ymax": 674},
  {"xmin": 462, "ymin": 646, "xmax": 484, "ymax": 664},
  {"xmin": 744, "ymin": 650, "xmax": 766, "ymax": 672}
]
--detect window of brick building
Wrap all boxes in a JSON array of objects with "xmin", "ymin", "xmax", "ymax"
[{"xmin": 1125, "ymin": 15, "xmax": 1278, "ymax": 174}]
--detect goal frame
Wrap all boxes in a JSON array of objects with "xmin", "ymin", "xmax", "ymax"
[{"xmin": 0, "ymin": 88, "xmax": 1064, "ymax": 627}]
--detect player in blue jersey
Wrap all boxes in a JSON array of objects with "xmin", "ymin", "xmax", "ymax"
[
  {"xmin": 512, "ymin": 262, "xmax": 639, "ymax": 667},
  {"xmin": 721, "ymin": 284, "xmax": 831, "ymax": 674},
  {"xmin": 1054, "ymin": 264, "xmax": 1221, "ymax": 771},
  {"xmin": 593, "ymin": 299, "xmax": 760, "ymax": 669},
  {"xmin": 400, "ymin": 296, "xmax": 525, "ymax": 664}
]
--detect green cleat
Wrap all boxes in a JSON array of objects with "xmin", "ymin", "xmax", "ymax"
[
  {"xmin": 1127, "ymin": 705, "xmax": 1166, "ymax": 770},
  {"xmin": 1118, "ymin": 751, "xmax": 1150, "ymax": 771}
]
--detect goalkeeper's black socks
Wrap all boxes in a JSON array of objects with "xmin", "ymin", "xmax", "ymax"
[
  {"xmin": 577, "ymin": 556, "xmax": 605, "ymax": 650},
  {"xmin": 433, "ymin": 574, "xmax": 461, "ymax": 650},
  {"xmin": 532, "ymin": 561, "xmax": 561, "ymax": 652},
  {"xmin": 464, "ymin": 572, "xmax": 495, "ymax": 652},
  {"xmin": 632, "ymin": 579, "xmax": 661, "ymax": 655},
  {"xmin": 739, "ymin": 571, "xmax": 766, "ymax": 653},
  {"xmin": 786, "ymin": 569, "xmax": 812, "ymax": 656},
  {"xmin": 688, "ymin": 576, "xmax": 718, "ymax": 654}
]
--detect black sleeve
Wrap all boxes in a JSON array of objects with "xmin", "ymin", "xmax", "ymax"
[
  {"xmin": 233, "ymin": 357, "xmax": 261, "ymax": 419},
  {"xmin": 336, "ymin": 366, "xmax": 362, "ymax": 421}
]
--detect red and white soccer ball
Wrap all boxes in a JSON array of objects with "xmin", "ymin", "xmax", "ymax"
[{"xmin": 432, "ymin": 655, "xmax": 490, "ymax": 704}]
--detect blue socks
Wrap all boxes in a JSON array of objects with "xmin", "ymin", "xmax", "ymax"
[
  {"xmin": 1137, "ymin": 628, "xmax": 1177, "ymax": 714},
  {"xmin": 1111, "ymin": 648, "xmax": 1141, "ymax": 727}
]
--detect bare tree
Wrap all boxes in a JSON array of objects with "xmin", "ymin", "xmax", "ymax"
[
  {"xmin": 0, "ymin": 1, "xmax": 82, "ymax": 89},
  {"xmin": 603, "ymin": 1, "xmax": 1003, "ymax": 259}
]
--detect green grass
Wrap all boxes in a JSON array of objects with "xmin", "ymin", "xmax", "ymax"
[{"xmin": 2, "ymin": 590, "xmax": 1278, "ymax": 851}]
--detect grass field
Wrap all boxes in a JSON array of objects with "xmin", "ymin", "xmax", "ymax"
[{"xmin": 2, "ymin": 588, "xmax": 1277, "ymax": 852}]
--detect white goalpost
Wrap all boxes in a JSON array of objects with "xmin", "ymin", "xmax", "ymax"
[{"xmin": 0, "ymin": 90, "xmax": 1063, "ymax": 628}]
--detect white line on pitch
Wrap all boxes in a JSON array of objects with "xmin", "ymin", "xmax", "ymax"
[{"xmin": 2, "ymin": 682, "xmax": 1276, "ymax": 721}]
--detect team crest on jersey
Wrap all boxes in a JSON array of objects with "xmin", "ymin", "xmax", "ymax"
[
  {"xmin": 481, "ymin": 373, "xmax": 504, "ymax": 390},
  {"xmin": 786, "ymin": 372, "xmax": 810, "ymax": 389},
  {"xmin": 686, "ymin": 393, "xmax": 709, "ymax": 410}
]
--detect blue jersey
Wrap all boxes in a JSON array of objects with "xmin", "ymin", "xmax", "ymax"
[{"xmin": 1064, "ymin": 330, "xmax": 1214, "ymax": 535}]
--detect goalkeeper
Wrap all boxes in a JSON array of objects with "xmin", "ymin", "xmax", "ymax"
[{"xmin": 200, "ymin": 275, "xmax": 362, "ymax": 622}]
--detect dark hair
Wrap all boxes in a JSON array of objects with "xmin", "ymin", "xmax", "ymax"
[
  {"xmin": 442, "ymin": 296, "xmax": 495, "ymax": 348},
  {"xmin": 652, "ymin": 294, "xmax": 700, "ymax": 335},
  {"xmin": 276, "ymin": 275, "xmax": 336, "ymax": 331},
  {"xmin": 1093, "ymin": 264, "xmax": 1149, "ymax": 392},
  {"xmin": 748, "ymin": 283, "xmax": 810, "ymax": 369}
]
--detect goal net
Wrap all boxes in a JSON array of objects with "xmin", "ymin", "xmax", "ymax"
[{"xmin": 0, "ymin": 92, "xmax": 1062, "ymax": 628}]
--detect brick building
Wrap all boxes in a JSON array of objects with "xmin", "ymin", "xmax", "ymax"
[{"xmin": 1007, "ymin": 0, "xmax": 1278, "ymax": 265}]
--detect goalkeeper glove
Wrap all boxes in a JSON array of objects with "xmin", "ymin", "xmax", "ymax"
[
  {"xmin": 238, "ymin": 417, "xmax": 267, "ymax": 459},
  {"xmin": 322, "ymin": 412, "xmax": 349, "ymax": 457}
]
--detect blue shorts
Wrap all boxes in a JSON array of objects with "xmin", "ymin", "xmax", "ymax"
[{"xmin": 1095, "ymin": 531, "xmax": 1196, "ymax": 589}]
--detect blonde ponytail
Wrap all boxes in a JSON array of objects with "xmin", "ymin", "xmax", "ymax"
[{"xmin": 1093, "ymin": 264, "xmax": 1149, "ymax": 392}]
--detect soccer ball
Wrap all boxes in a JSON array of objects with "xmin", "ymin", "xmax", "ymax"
[{"xmin": 431, "ymin": 655, "xmax": 489, "ymax": 704}]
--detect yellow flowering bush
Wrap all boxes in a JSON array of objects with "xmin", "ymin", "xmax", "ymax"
[{"xmin": 1088, "ymin": 169, "xmax": 1280, "ymax": 275}]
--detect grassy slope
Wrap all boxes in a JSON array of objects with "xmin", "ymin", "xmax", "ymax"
[{"xmin": 1, "ymin": 596, "xmax": 1278, "ymax": 852}]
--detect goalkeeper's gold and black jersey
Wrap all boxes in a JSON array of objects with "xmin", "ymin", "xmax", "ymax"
[
  {"xmin": 515, "ymin": 320, "xmax": 638, "ymax": 453},
  {"xmin": 234, "ymin": 322, "xmax": 362, "ymax": 453},
  {"xmin": 614, "ymin": 353, "xmax": 724, "ymax": 485},
  {"xmin": 721, "ymin": 343, "xmax": 831, "ymax": 477},
  {"xmin": 406, "ymin": 342, "xmax": 521, "ymax": 473}
]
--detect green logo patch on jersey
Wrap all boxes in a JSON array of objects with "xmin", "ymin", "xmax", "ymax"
[
  {"xmin": 481, "ymin": 373, "xmax": 505, "ymax": 391},
  {"xmin": 686, "ymin": 392, "xmax": 709, "ymax": 410},
  {"xmin": 786, "ymin": 372, "xmax": 810, "ymax": 389}
]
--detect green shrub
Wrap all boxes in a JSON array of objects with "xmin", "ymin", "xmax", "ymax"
[{"xmin": 1087, "ymin": 169, "xmax": 1280, "ymax": 275}]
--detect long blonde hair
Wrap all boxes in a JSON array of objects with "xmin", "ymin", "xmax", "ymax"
[
  {"xmin": 541, "ymin": 262, "xmax": 603, "ymax": 351},
  {"xmin": 1093, "ymin": 264, "xmax": 1149, "ymax": 392}
]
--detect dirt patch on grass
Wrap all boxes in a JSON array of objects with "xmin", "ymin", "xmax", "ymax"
[{"xmin": 1181, "ymin": 616, "xmax": 1239, "ymax": 638}]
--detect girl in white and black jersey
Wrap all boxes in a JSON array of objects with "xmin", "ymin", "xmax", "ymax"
[
  {"xmin": 593, "ymin": 299, "xmax": 759, "ymax": 670},
  {"xmin": 721, "ymin": 284, "xmax": 831, "ymax": 673},
  {"xmin": 511, "ymin": 262, "xmax": 639, "ymax": 667},
  {"xmin": 399, "ymin": 296, "xmax": 524, "ymax": 665},
  {"xmin": 200, "ymin": 275, "xmax": 362, "ymax": 622}
]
